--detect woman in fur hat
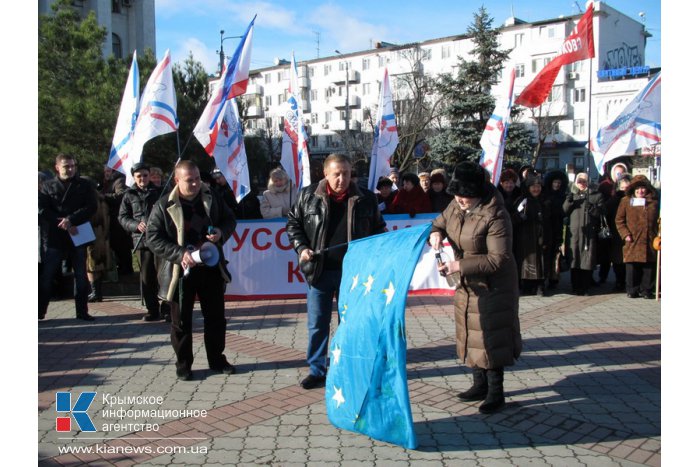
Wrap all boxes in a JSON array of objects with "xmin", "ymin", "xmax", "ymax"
[
  {"xmin": 429, "ymin": 161, "xmax": 521, "ymax": 414},
  {"xmin": 614, "ymin": 175, "xmax": 659, "ymax": 299}
]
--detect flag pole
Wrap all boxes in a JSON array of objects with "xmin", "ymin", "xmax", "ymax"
[{"xmin": 586, "ymin": 56, "xmax": 593, "ymax": 178}]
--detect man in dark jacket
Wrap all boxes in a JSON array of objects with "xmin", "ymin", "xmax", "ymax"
[
  {"xmin": 286, "ymin": 153, "xmax": 386, "ymax": 389},
  {"xmin": 146, "ymin": 160, "xmax": 237, "ymax": 381},
  {"xmin": 119, "ymin": 162, "xmax": 162, "ymax": 321},
  {"xmin": 99, "ymin": 166, "xmax": 132, "ymax": 275},
  {"xmin": 39, "ymin": 154, "xmax": 97, "ymax": 321}
]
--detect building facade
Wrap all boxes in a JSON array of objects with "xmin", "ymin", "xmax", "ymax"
[
  {"xmin": 39, "ymin": 0, "xmax": 156, "ymax": 60},
  {"xmin": 222, "ymin": 1, "xmax": 659, "ymax": 178}
]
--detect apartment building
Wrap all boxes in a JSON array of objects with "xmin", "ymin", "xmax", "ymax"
[{"xmin": 39, "ymin": 0, "xmax": 156, "ymax": 60}]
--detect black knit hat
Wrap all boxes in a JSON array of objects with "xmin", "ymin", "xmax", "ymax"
[
  {"xmin": 401, "ymin": 172, "xmax": 420, "ymax": 187},
  {"xmin": 447, "ymin": 162, "xmax": 487, "ymax": 198},
  {"xmin": 376, "ymin": 176, "xmax": 393, "ymax": 190},
  {"xmin": 131, "ymin": 162, "xmax": 150, "ymax": 175}
]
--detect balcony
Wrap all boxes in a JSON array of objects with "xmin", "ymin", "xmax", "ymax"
[
  {"xmin": 297, "ymin": 76, "xmax": 310, "ymax": 88},
  {"xmin": 329, "ymin": 119, "xmax": 361, "ymax": 132},
  {"xmin": 245, "ymin": 105, "xmax": 264, "ymax": 118},
  {"xmin": 330, "ymin": 69, "xmax": 360, "ymax": 84},
  {"xmin": 330, "ymin": 95, "xmax": 360, "ymax": 109},
  {"xmin": 243, "ymin": 84, "xmax": 263, "ymax": 95},
  {"xmin": 542, "ymin": 101, "xmax": 572, "ymax": 117}
]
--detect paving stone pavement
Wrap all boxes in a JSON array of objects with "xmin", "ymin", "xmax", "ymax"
[{"xmin": 38, "ymin": 274, "xmax": 660, "ymax": 466}]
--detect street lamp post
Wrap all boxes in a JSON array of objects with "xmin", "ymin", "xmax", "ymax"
[
  {"xmin": 218, "ymin": 30, "xmax": 243, "ymax": 78},
  {"xmin": 335, "ymin": 50, "xmax": 350, "ymax": 156}
]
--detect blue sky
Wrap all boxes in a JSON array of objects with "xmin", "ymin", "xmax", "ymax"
[{"xmin": 155, "ymin": 0, "xmax": 661, "ymax": 74}]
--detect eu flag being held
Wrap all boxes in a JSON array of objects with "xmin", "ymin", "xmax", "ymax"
[{"xmin": 325, "ymin": 223, "xmax": 431, "ymax": 449}]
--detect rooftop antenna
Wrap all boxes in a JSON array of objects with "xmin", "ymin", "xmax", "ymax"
[
  {"xmin": 573, "ymin": 1, "xmax": 583, "ymax": 13},
  {"xmin": 313, "ymin": 30, "xmax": 320, "ymax": 58}
]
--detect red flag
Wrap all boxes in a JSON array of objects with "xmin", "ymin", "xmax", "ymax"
[{"xmin": 515, "ymin": 3, "xmax": 595, "ymax": 108}]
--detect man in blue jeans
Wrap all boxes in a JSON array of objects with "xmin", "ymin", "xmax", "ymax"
[
  {"xmin": 286, "ymin": 154, "xmax": 386, "ymax": 389},
  {"xmin": 39, "ymin": 154, "xmax": 97, "ymax": 321}
]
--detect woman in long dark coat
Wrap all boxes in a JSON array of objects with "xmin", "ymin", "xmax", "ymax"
[
  {"xmin": 563, "ymin": 172, "xmax": 605, "ymax": 295},
  {"xmin": 606, "ymin": 174, "xmax": 631, "ymax": 291},
  {"xmin": 430, "ymin": 162, "xmax": 520, "ymax": 414},
  {"xmin": 512, "ymin": 175, "xmax": 552, "ymax": 296},
  {"xmin": 543, "ymin": 170, "xmax": 568, "ymax": 289},
  {"xmin": 615, "ymin": 175, "xmax": 659, "ymax": 299}
]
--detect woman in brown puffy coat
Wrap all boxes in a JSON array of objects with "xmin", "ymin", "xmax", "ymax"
[
  {"xmin": 430, "ymin": 162, "xmax": 521, "ymax": 414},
  {"xmin": 615, "ymin": 175, "xmax": 659, "ymax": 299}
]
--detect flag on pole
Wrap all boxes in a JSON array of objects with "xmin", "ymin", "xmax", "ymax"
[
  {"xmin": 280, "ymin": 52, "xmax": 311, "ymax": 189},
  {"xmin": 210, "ymin": 98, "xmax": 251, "ymax": 202},
  {"xmin": 590, "ymin": 73, "xmax": 661, "ymax": 174},
  {"xmin": 480, "ymin": 67, "xmax": 516, "ymax": 186},
  {"xmin": 194, "ymin": 17, "xmax": 255, "ymax": 156},
  {"xmin": 515, "ymin": 3, "xmax": 595, "ymax": 108},
  {"xmin": 367, "ymin": 68, "xmax": 399, "ymax": 192},
  {"xmin": 107, "ymin": 51, "xmax": 140, "ymax": 181},
  {"xmin": 129, "ymin": 49, "xmax": 178, "ymax": 185},
  {"xmin": 326, "ymin": 223, "xmax": 431, "ymax": 450}
]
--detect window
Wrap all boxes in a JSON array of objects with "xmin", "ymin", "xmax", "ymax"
[
  {"xmin": 264, "ymin": 95, "xmax": 272, "ymax": 106},
  {"xmin": 573, "ymin": 119, "xmax": 585, "ymax": 135},
  {"xmin": 362, "ymin": 58, "xmax": 371, "ymax": 70},
  {"xmin": 264, "ymin": 74, "xmax": 271, "ymax": 84},
  {"xmin": 311, "ymin": 113, "xmax": 318, "ymax": 124},
  {"xmin": 378, "ymin": 56, "xmax": 385, "ymax": 67},
  {"xmin": 574, "ymin": 88, "xmax": 586, "ymax": 103},
  {"xmin": 540, "ymin": 155, "xmax": 559, "ymax": 170},
  {"xmin": 337, "ymin": 86, "xmax": 344, "ymax": 97},
  {"xmin": 421, "ymin": 48, "xmax": 432, "ymax": 61},
  {"xmin": 324, "ymin": 64, "xmax": 332, "ymax": 76},
  {"xmin": 514, "ymin": 33, "xmax": 524, "ymax": 47},
  {"xmin": 308, "ymin": 67, "xmax": 315, "ymax": 78},
  {"xmin": 325, "ymin": 88, "xmax": 333, "ymax": 98},
  {"xmin": 325, "ymin": 135, "xmax": 333, "ymax": 146},
  {"xmin": 571, "ymin": 61, "xmax": 582, "ymax": 72},
  {"xmin": 515, "ymin": 63, "xmax": 525, "ymax": 78},
  {"xmin": 547, "ymin": 85, "xmax": 563, "ymax": 103},
  {"xmin": 278, "ymin": 94, "xmax": 285, "ymax": 105},
  {"xmin": 441, "ymin": 45, "xmax": 451, "ymax": 59},
  {"xmin": 310, "ymin": 135, "xmax": 318, "ymax": 147},
  {"xmin": 573, "ymin": 153, "xmax": 585, "ymax": 171},
  {"xmin": 112, "ymin": 0, "xmax": 121, "ymax": 13},
  {"xmin": 324, "ymin": 111, "xmax": 332, "ymax": 123},
  {"xmin": 111, "ymin": 33, "xmax": 122, "ymax": 59},
  {"xmin": 310, "ymin": 89, "xmax": 317, "ymax": 101},
  {"xmin": 362, "ymin": 83, "xmax": 371, "ymax": 95}
]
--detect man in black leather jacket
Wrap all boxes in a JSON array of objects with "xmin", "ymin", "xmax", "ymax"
[
  {"xmin": 146, "ymin": 160, "xmax": 237, "ymax": 381},
  {"xmin": 39, "ymin": 154, "xmax": 97, "ymax": 321},
  {"xmin": 119, "ymin": 162, "xmax": 162, "ymax": 321},
  {"xmin": 286, "ymin": 153, "xmax": 386, "ymax": 389}
]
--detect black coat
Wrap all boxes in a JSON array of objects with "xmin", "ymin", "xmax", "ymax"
[
  {"xmin": 146, "ymin": 185, "xmax": 236, "ymax": 301},
  {"xmin": 563, "ymin": 184, "xmax": 605, "ymax": 270},
  {"xmin": 39, "ymin": 175, "xmax": 97, "ymax": 250},
  {"xmin": 512, "ymin": 194, "xmax": 552, "ymax": 280},
  {"xmin": 118, "ymin": 183, "xmax": 161, "ymax": 249},
  {"xmin": 286, "ymin": 180, "xmax": 385, "ymax": 285}
]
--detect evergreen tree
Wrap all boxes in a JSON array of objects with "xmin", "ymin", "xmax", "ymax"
[{"xmin": 429, "ymin": 6, "xmax": 533, "ymax": 167}]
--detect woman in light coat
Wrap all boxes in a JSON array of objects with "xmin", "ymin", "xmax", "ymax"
[
  {"xmin": 430, "ymin": 162, "xmax": 521, "ymax": 414},
  {"xmin": 260, "ymin": 168, "xmax": 298, "ymax": 219}
]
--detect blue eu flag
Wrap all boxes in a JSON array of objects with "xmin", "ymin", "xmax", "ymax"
[{"xmin": 325, "ymin": 223, "xmax": 431, "ymax": 449}]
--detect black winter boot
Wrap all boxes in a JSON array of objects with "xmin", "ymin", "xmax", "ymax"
[
  {"xmin": 88, "ymin": 280, "xmax": 103, "ymax": 303},
  {"xmin": 457, "ymin": 368, "xmax": 488, "ymax": 401},
  {"xmin": 479, "ymin": 368, "xmax": 505, "ymax": 414}
]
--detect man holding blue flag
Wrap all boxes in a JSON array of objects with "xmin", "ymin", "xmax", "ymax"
[{"xmin": 286, "ymin": 154, "xmax": 386, "ymax": 389}]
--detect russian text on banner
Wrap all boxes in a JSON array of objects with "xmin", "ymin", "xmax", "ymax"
[{"xmin": 515, "ymin": 3, "xmax": 594, "ymax": 108}]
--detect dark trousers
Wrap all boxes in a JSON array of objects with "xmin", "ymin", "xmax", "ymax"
[
  {"xmin": 138, "ymin": 249, "xmax": 160, "ymax": 315},
  {"xmin": 612, "ymin": 262, "xmax": 626, "ymax": 288},
  {"xmin": 570, "ymin": 268, "xmax": 591, "ymax": 294},
  {"xmin": 170, "ymin": 266, "xmax": 227, "ymax": 372},
  {"xmin": 39, "ymin": 246, "xmax": 89, "ymax": 318},
  {"xmin": 626, "ymin": 262, "xmax": 655, "ymax": 295}
]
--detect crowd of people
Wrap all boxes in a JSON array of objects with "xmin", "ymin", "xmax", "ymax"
[{"xmin": 39, "ymin": 152, "xmax": 660, "ymax": 402}]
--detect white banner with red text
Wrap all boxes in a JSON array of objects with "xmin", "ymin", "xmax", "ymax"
[{"xmin": 223, "ymin": 213, "xmax": 455, "ymax": 299}]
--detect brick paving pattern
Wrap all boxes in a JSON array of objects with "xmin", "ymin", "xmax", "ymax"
[{"xmin": 38, "ymin": 274, "xmax": 660, "ymax": 466}]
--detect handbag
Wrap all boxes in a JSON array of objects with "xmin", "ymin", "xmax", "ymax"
[{"xmin": 598, "ymin": 215, "xmax": 612, "ymax": 240}]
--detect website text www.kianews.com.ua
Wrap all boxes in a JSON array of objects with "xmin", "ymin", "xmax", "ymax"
[{"xmin": 57, "ymin": 443, "xmax": 207, "ymax": 456}]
